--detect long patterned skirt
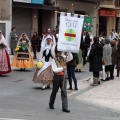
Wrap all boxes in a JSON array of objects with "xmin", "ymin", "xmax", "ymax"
[
  {"xmin": 0, "ymin": 49, "xmax": 11, "ymax": 74},
  {"xmin": 33, "ymin": 66, "xmax": 54, "ymax": 85}
]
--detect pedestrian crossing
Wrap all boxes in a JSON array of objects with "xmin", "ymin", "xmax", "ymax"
[{"xmin": 0, "ymin": 118, "xmax": 26, "ymax": 120}]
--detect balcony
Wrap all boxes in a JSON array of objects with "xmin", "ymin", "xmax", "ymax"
[
  {"xmin": 99, "ymin": 0, "xmax": 115, "ymax": 8},
  {"xmin": 60, "ymin": 0, "xmax": 104, "ymax": 3}
]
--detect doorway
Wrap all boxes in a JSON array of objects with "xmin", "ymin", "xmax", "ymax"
[
  {"xmin": 99, "ymin": 16, "xmax": 107, "ymax": 36},
  {"xmin": 0, "ymin": 23, "xmax": 6, "ymax": 37}
]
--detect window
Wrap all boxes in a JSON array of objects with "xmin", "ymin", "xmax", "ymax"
[
  {"xmin": 0, "ymin": 0, "xmax": 10, "ymax": 20},
  {"xmin": 116, "ymin": 0, "xmax": 120, "ymax": 6}
]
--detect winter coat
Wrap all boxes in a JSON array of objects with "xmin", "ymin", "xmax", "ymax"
[
  {"xmin": 111, "ymin": 46, "xmax": 117, "ymax": 65},
  {"xmin": 89, "ymin": 43, "xmax": 103, "ymax": 72},
  {"xmin": 31, "ymin": 36, "xmax": 39, "ymax": 46},
  {"xmin": 116, "ymin": 50, "xmax": 120, "ymax": 70},
  {"xmin": 10, "ymin": 31, "xmax": 18, "ymax": 48},
  {"xmin": 103, "ymin": 44, "xmax": 112, "ymax": 66}
]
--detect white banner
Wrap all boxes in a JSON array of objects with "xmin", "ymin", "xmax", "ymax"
[{"xmin": 58, "ymin": 13, "xmax": 84, "ymax": 53}]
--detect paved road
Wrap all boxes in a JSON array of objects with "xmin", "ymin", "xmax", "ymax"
[{"xmin": 0, "ymin": 63, "xmax": 120, "ymax": 120}]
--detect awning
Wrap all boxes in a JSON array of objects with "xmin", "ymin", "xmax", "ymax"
[{"xmin": 12, "ymin": 2, "xmax": 60, "ymax": 11}]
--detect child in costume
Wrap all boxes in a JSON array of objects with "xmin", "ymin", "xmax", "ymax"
[{"xmin": 49, "ymin": 48, "xmax": 73, "ymax": 113}]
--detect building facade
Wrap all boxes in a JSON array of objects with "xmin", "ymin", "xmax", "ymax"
[
  {"xmin": 12, "ymin": 0, "xmax": 104, "ymax": 38},
  {"xmin": 56, "ymin": 0, "xmax": 103, "ymax": 37},
  {"xmin": 0, "ymin": 0, "xmax": 105, "ymax": 48},
  {"xmin": 99, "ymin": 0, "xmax": 120, "ymax": 37},
  {"xmin": 0, "ymin": 0, "xmax": 12, "ymax": 47},
  {"xmin": 12, "ymin": 0, "xmax": 59, "ymax": 38}
]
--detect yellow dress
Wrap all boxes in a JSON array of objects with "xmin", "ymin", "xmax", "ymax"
[
  {"xmin": 12, "ymin": 39, "xmax": 34, "ymax": 68},
  {"xmin": 12, "ymin": 53, "xmax": 34, "ymax": 68}
]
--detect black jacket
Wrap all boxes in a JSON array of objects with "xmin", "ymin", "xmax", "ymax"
[
  {"xmin": 81, "ymin": 35, "xmax": 90, "ymax": 51},
  {"xmin": 89, "ymin": 43, "xmax": 103, "ymax": 72}
]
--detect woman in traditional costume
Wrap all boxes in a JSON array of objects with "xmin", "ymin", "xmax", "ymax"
[
  {"xmin": 0, "ymin": 31, "xmax": 11, "ymax": 75},
  {"xmin": 75, "ymin": 49, "xmax": 83, "ymax": 72},
  {"xmin": 33, "ymin": 35, "xmax": 54, "ymax": 90},
  {"xmin": 12, "ymin": 33, "xmax": 34, "ymax": 70}
]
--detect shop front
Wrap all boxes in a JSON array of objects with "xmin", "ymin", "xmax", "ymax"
[{"xmin": 99, "ymin": 9, "xmax": 116, "ymax": 37}]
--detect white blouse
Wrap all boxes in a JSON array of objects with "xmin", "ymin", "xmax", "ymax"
[{"xmin": 51, "ymin": 53, "xmax": 73, "ymax": 73}]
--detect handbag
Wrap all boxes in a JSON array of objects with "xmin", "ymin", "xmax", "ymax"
[{"xmin": 101, "ymin": 65, "xmax": 106, "ymax": 80}]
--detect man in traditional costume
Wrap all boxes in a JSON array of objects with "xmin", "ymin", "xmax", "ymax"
[
  {"xmin": 33, "ymin": 35, "xmax": 55, "ymax": 90},
  {"xmin": 49, "ymin": 48, "xmax": 73, "ymax": 113},
  {"xmin": 0, "ymin": 31, "xmax": 11, "ymax": 75},
  {"xmin": 81, "ymin": 31, "xmax": 90, "ymax": 65},
  {"xmin": 12, "ymin": 33, "xmax": 34, "ymax": 70}
]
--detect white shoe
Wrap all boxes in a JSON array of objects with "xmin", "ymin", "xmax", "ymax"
[{"xmin": 42, "ymin": 85, "xmax": 46, "ymax": 90}]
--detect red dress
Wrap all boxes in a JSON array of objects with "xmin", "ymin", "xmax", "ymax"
[{"xmin": 0, "ymin": 44, "xmax": 11, "ymax": 75}]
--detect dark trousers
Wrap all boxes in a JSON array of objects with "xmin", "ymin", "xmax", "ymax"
[
  {"xmin": 93, "ymin": 71, "xmax": 99, "ymax": 77},
  {"xmin": 32, "ymin": 46, "xmax": 38, "ymax": 57},
  {"xmin": 83, "ymin": 54, "xmax": 86, "ymax": 65},
  {"xmin": 11, "ymin": 48, "xmax": 14, "ymax": 55},
  {"xmin": 82, "ymin": 49, "xmax": 87, "ymax": 65},
  {"xmin": 49, "ymin": 75, "xmax": 68, "ymax": 110},
  {"xmin": 67, "ymin": 66, "xmax": 78, "ymax": 89},
  {"xmin": 109, "ymin": 65, "xmax": 115, "ymax": 78},
  {"xmin": 117, "ymin": 70, "xmax": 119, "ymax": 77}
]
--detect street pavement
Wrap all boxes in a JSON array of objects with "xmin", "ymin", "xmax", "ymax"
[{"xmin": 0, "ymin": 55, "xmax": 120, "ymax": 120}]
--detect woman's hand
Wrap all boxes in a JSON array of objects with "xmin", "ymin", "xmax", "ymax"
[
  {"xmin": 15, "ymin": 35, "xmax": 18, "ymax": 38},
  {"xmin": 63, "ymin": 66, "xmax": 66, "ymax": 71},
  {"xmin": 102, "ymin": 60, "xmax": 105, "ymax": 65}
]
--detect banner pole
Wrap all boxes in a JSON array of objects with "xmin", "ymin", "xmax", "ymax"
[{"xmin": 62, "ymin": 54, "xmax": 67, "ymax": 91}]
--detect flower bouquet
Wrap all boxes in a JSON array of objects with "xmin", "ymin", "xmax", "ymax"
[
  {"xmin": 36, "ymin": 61, "xmax": 43, "ymax": 69},
  {"xmin": 114, "ymin": 36, "xmax": 119, "ymax": 41},
  {"xmin": 15, "ymin": 45, "xmax": 21, "ymax": 52},
  {"xmin": 100, "ymin": 37, "xmax": 105, "ymax": 46}
]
